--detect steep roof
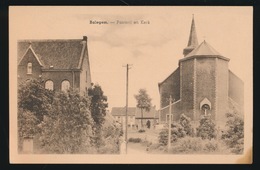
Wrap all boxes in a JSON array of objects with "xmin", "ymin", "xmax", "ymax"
[
  {"xmin": 183, "ymin": 15, "xmax": 199, "ymax": 56},
  {"xmin": 180, "ymin": 40, "xmax": 230, "ymax": 62},
  {"xmin": 110, "ymin": 107, "xmax": 136, "ymax": 116},
  {"xmin": 20, "ymin": 46, "xmax": 44, "ymax": 66},
  {"xmin": 185, "ymin": 40, "xmax": 222, "ymax": 58},
  {"xmin": 187, "ymin": 16, "xmax": 199, "ymax": 48},
  {"xmin": 18, "ymin": 38, "xmax": 87, "ymax": 70}
]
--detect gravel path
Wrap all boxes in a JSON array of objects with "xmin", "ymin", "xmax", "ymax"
[{"xmin": 127, "ymin": 142, "xmax": 148, "ymax": 154}]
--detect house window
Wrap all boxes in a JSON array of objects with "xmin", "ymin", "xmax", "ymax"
[
  {"xmin": 61, "ymin": 80, "xmax": 70, "ymax": 91},
  {"xmin": 45, "ymin": 80, "xmax": 54, "ymax": 90},
  {"xmin": 27, "ymin": 63, "xmax": 32, "ymax": 74}
]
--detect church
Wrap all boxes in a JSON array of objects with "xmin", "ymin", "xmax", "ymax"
[
  {"xmin": 158, "ymin": 17, "xmax": 244, "ymax": 127},
  {"xmin": 17, "ymin": 36, "xmax": 92, "ymax": 95}
]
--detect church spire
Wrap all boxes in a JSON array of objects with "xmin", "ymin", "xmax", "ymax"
[{"xmin": 183, "ymin": 15, "xmax": 199, "ymax": 57}]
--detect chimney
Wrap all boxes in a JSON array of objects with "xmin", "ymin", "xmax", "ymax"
[{"xmin": 83, "ymin": 36, "xmax": 88, "ymax": 41}]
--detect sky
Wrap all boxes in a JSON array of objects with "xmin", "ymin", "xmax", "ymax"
[{"xmin": 10, "ymin": 6, "xmax": 253, "ymax": 112}]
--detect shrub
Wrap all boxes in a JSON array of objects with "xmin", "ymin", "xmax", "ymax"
[
  {"xmin": 179, "ymin": 113, "xmax": 195, "ymax": 136},
  {"xmin": 138, "ymin": 129, "xmax": 145, "ymax": 133},
  {"xmin": 128, "ymin": 138, "xmax": 142, "ymax": 143},
  {"xmin": 196, "ymin": 116, "xmax": 217, "ymax": 140},
  {"xmin": 158, "ymin": 123, "xmax": 186, "ymax": 146},
  {"xmin": 97, "ymin": 121, "xmax": 123, "ymax": 154},
  {"xmin": 221, "ymin": 112, "xmax": 244, "ymax": 154},
  {"xmin": 97, "ymin": 137, "xmax": 119, "ymax": 154},
  {"xmin": 170, "ymin": 137, "xmax": 202, "ymax": 153},
  {"xmin": 170, "ymin": 137, "xmax": 226, "ymax": 154},
  {"xmin": 203, "ymin": 139, "xmax": 218, "ymax": 152}
]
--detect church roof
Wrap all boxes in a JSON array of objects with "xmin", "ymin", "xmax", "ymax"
[
  {"xmin": 187, "ymin": 16, "xmax": 199, "ymax": 48},
  {"xmin": 185, "ymin": 40, "xmax": 222, "ymax": 57},
  {"xmin": 180, "ymin": 40, "xmax": 230, "ymax": 62},
  {"xmin": 183, "ymin": 15, "xmax": 199, "ymax": 56},
  {"xmin": 18, "ymin": 37, "xmax": 88, "ymax": 70}
]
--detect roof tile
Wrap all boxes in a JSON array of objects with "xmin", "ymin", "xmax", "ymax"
[
  {"xmin": 110, "ymin": 107, "xmax": 136, "ymax": 116},
  {"xmin": 18, "ymin": 39, "xmax": 85, "ymax": 69}
]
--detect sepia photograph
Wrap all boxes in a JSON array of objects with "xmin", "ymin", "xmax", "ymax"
[{"xmin": 9, "ymin": 6, "xmax": 253, "ymax": 163}]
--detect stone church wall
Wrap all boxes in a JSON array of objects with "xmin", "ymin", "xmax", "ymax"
[
  {"xmin": 229, "ymin": 70, "xmax": 244, "ymax": 112},
  {"xmin": 180, "ymin": 58, "xmax": 195, "ymax": 119},
  {"xmin": 159, "ymin": 68, "xmax": 180, "ymax": 108},
  {"xmin": 215, "ymin": 58, "xmax": 229, "ymax": 122},
  {"xmin": 159, "ymin": 100, "xmax": 182, "ymax": 123},
  {"xmin": 195, "ymin": 57, "xmax": 216, "ymax": 120}
]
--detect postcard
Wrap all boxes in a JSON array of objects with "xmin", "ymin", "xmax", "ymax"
[{"xmin": 9, "ymin": 6, "xmax": 253, "ymax": 164}]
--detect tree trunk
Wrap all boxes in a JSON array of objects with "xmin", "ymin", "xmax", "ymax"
[{"xmin": 141, "ymin": 108, "xmax": 143, "ymax": 128}]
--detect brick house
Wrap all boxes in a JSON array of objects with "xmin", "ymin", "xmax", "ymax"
[
  {"xmin": 17, "ymin": 36, "xmax": 92, "ymax": 95},
  {"xmin": 110, "ymin": 107, "xmax": 136, "ymax": 128},
  {"xmin": 158, "ymin": 17, "xmax": 244, "ymax": 128},
  {"xmin": 110, "ymin": 106, "xmax": 159, "ymax": 129}
]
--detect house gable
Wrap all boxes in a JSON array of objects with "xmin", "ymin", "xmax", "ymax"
[
  {"xmin": 18, "ymin": 47, "xmax": 43, "ymax": 81},
  {"xmin": 18, "ymin": 46, "xmax": 43, "ymax": 67}
]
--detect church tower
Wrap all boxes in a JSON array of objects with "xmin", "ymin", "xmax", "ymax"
[{"xmin": 179, "ymin": 16, "xmax": 230, "ymax": 125}]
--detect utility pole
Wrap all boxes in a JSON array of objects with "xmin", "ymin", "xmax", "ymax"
[
  {"xmin": 123, "ymin": 64, "xmax": 132, "ymax": 154},
  {"xmin": 167, "ymin": 95, "xmax": 172, "ymax": 152}
]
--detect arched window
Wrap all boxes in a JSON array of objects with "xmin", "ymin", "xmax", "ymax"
[
  {"xmin": 61, "ymin": 80, "xmax": 70, "ymax": 91},
  {"xmin": 45, "ymin": 80, "xmax": 54, "ymax": 90},
  {"xmin": 27, "ymin": 63, "xmax": 32, "ymax": 74}
]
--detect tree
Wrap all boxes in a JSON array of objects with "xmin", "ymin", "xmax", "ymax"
[
  {"xmin": 196, "ymin": 116, "xmax": 217, "ymax": 140},
  {"xmin": 88, "ymin": 83, "xmax": 108, "ymax": 147},
  {"xmin": 18, "ymin": 78, "xmax": 54, "ymax": 122},
  {"xmin": 18, "ymin": 78, "xmax": 54, "ymax": 152},
  {"xmin": 134, "ymin": 89, "xmax": 152, "ymax": 128},
  {"xmin": 38, "ymin": 89, "xmax": 95, "ymax": 154},
  {"xmin": 221, "ymin": 111, "xmax": 244, "ymax": 154}
]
